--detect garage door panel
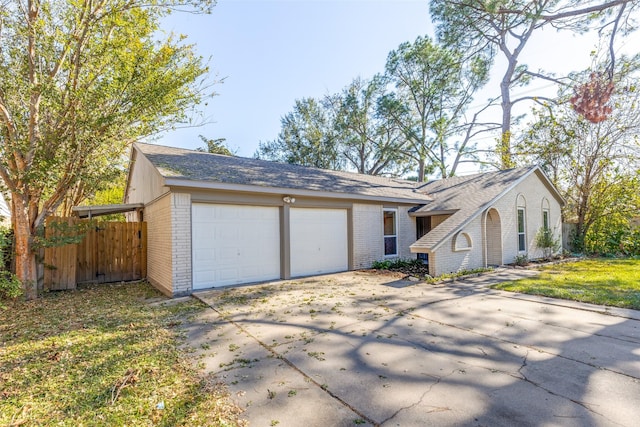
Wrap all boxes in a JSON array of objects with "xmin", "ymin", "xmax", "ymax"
[
  {"xmin": 290, "ymin": 208, "xmax": 348, "ymax": 277},
  {"xmin": 192, "ymin": 204, "xmax": 280, "ymax": 289}
]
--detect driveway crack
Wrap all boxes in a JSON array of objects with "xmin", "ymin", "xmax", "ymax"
[
  {"xmin": 379, "ymin": 370, "xmax": 454, "ymax": 425},
  {"xmin": 511, "ymin": 350, "xmax": 626, "ymax": 426}
]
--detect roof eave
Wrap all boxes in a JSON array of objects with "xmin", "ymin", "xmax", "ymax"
[
  {"xmin": 408, "ymin": 209, "xmax": 458, "ymax": 217},
  {"xmin": 164, "ymin": 177, "xmax": 431, "ymax": 205},
  {"xmin": 73, "ymin": 203, "xmax": 144, "ymax": 218}
]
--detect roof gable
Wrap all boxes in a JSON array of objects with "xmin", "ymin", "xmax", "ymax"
[{"xmin": 411, "ymin": 165, "xmax": 563, "ymax": 252}]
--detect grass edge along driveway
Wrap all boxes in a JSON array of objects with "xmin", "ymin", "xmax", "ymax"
[
  {"xmin": 493, "ymin": 258, "xmax": 640, "ymax": 310},
  {"xmin": 0, "ymin": 282, "xmax": 245, "ymax": 427}
]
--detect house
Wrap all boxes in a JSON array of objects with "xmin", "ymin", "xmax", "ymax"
[{"xmin": 125, "ymin": 143, "xmax": 563, "ymax": 297}]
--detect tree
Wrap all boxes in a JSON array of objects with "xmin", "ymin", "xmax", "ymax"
[
  {"xmin": 517, "ymin": 61, "xmax": 640, "ymax": 251},
  {"xmin": 196, "ymin": 135, "xmax": 234, "ymax": 156},
  {"xmin": 430, "ymin": 0, "xmax": 638, "ymax": 169},
  {"xmin": 330, "ymin": 77, "xmax": 409, "ymax": 176},
  {"xmin": 0, "ymin": 0, "xmax": 213, "ymax": 299},
  {"xmin": 256, "ymin": 97, "xmax": 343, "ymax": 169},
  {"xmin": 381, "ymin": 36, "xmax": 489, "ymax": 180}
]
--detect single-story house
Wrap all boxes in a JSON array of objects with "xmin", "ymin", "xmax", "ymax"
[{"xmin": 125, "ymin": 143, "xmax": 564, "ymax": 297}]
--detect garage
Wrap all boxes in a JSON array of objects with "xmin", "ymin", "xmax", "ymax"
[
  {"xmin": 290, "ymin": 208, "xmax": 348, "ymax": 277},
  {"xmin": 192, "ymin": 203, "xmax": 281, "ymax": 289}
]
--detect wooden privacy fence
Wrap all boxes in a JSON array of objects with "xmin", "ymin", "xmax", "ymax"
[{"xmin": 44, "ymin": 218, "xmax": 147, "ymax": 290}]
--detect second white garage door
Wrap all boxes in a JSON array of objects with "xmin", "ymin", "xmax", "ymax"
[
  {"xmin": 290, "ymin": 208, "xmax": 348, "ymax": 277},
  {"xmin": 192, "ymin": 204, "xmax": 280, "ymax": 289}
]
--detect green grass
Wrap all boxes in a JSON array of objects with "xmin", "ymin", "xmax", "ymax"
[
  {"xmin": 0, "ymin": 282, "xmax": 244, "ymax": 426},
  {"xmin": 493, "ymin": 258, "xmax": 640, "ymax": 310}
]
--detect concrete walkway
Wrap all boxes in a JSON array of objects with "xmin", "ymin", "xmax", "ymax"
[{"xmin": 184, "ymin": 268, "xmax": 640, "ymax": 426}]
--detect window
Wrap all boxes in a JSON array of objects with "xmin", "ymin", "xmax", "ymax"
[
  {"xmin": 542, "ymin": 198, "xmax": 550, "ymax": 231},
  {"xmin": 517, "ymin": 208, "xmax": 526, "ymax": 252},
  {"xmin": 454, "ymin": 232, "xmax": 473, "ymax": 251},
  {"xmin": 542, "ymin": 209, "xmax": 550, "ymax": 231},
  {"xmin": 383, "ymin": 209, "xmax": 397, "ymax": 256}
]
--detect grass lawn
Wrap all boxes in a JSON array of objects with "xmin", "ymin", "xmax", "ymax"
[
  {"xmin": 0, "ymin": 282, "xmax": 244, "ymax": 426},
  {"xmin": 493, "ymin": 258, "xmax": 640, "ymax": 310}
]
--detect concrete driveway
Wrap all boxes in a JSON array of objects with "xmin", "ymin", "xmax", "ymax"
[{"xmin": 186, "ymin": 269, "xmax": 640, "ymax": 427}]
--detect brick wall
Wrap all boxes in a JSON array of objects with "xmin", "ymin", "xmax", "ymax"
[
  {"xmin": 493, "ymin": 172, "xmax": 563, "ymax": 263},
  {"xmin": 171, "ymin": 193, "xmax": 192, "ymax": 295},
  {"xmin": 432, "ymin": 216, "xmax": 484, "ymax": 276},
  {"xmin": 352, "ymin": 204, "xmax": 383, "ymax": 269},
  {"xmin": 397, "ymin": 206, "xmax": 416, "ymax": 259},
  {"xmin": 144, "ymin": 193, "xmax": 173, "ymax": 296},
  {"xmin": 430, "ymin": 171, "xmax": 562, "ymax": 275},
  {"xmin": 352, "ymin": 204, "xmax": 417, "ymax": 268}
]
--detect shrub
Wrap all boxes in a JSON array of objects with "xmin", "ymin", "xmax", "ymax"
[
  {"xmin": 0, "ymin": 226, "xmax": 20, "ymax": 302},
  {"xmin": 514, "ymin": 254, "xmax": 529, "ymax": 267},
  {"xmin": 0, "ymin": 270, "xmax": 22, "ymax": 300},
  {"xmin": 535, "ymin": 227, "xmax": 560, "ymax": 260},
  {"xmin": 371, "ymin": 258, "xmax": 423, "ymax": 270}
]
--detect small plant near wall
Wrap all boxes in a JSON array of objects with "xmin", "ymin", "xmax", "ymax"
[
  {"xmin": 514, "ymin": 254, "xmax": 529, "ymax": 267},
  {"xmin": 371, "ymin": 258, "xmax": 423, "ymax": 270},
  {"xmin": 0, "ymin": 227, "xmax": 21, "ymax": 303},
  {"xmin": 535, "ymin": 227, "xmax": 560, "ymax": 260}
]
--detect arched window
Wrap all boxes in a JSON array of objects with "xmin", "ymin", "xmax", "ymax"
[
  {"xmin": 541, "ymin": 198, "xmax": 550, "ymax": 230},
  {"xmin": 516, "ymin": 194, "xmax": 527, "ymax": 252},
  {"xmin": 454, "ymin": 232, "xmax": 473, "ymax": 251}
]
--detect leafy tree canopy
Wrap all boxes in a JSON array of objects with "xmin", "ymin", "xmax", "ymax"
[
  {"xmin": 429, "ymin": 0, "xmax": 639, "ymax": 168},
  {"xmin": 256, "ymin": 97, "xmax": 343, "ymax": 170},
  {"xmin": 0, "ymin": 0, "xmax": 214, "ymax": 298},
  {"xmin": 516, "ymin": 57, "xmax": 640, "ymax": 252},
  {"xmin": 196, "ymin": 135, "xmax": 235, "ymax": 155}
]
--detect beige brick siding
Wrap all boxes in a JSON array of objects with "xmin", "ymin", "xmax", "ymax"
[
  {"xmin": 171, "ymin": 193, "xmax": 192, "ymax": 295},
  {"xmin": 397, "ymin": 206, "xmax": 416, "ymax": 259},
  {"xmin": 139, "ymin": 192, "xmax": 193, "ymax": 297},
  {"xmin": 144, "ymin": 193, "xmax": 173, "ymax": 296},
  {"xmin": 352, "ymin": 204, "xmax": 383, "ymax": 269},
  {"xmin": 432, "ymin": 216, "xmax": 484, "ymax": 276},
  {"xmin": 352, "ymin": 204, "xmax": 417, "ymax": 269},
  {"xmin": 431, "ymin": 171, "xmax": 562, "ymax": 275},
  {"xmin": 492, "ymin": 172, "xmax": 562, "ymax": 263}
]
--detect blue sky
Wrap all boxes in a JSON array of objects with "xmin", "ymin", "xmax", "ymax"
[
  {"xmin": 157, "ymin": 0, "xmax": 435, "ymax": 156},
  {"xmin": 155, "ymin": 0, "xmax": 639, "ymax": 168}
]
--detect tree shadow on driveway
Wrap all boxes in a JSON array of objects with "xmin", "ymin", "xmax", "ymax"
[{"xmin": 187, "ymin": 271, "xmax": 640, "ymax": 426}]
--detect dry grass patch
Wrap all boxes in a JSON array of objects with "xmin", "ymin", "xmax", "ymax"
[{"xmin": 0, "ymin": 282, "xmax": 244, "ymax": 426}]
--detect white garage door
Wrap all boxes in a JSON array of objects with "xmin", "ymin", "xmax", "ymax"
[
  {"xmin": 290, "ymin": 208, "xmax": 348, "ymax": 277},
  {"xmin": 192, "ymin": 204, "xmax": 280, "ymax": 289}
]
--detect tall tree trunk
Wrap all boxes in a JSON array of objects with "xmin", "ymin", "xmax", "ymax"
[
  {"xmin": 418, "ymin": 157, "xmax": 426, "ymax": 182},
  {"xmin": 498, "ymin": 55, "xmax": 516, "ymax": 170},
  {"xmin": 13, "ymin": 194, "xmax": 38, "ymax": 299}
]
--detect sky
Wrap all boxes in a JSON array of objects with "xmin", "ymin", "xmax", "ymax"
[{"xmin": 155, "ymin": 0, "xmax": 639, "ymax": 171}]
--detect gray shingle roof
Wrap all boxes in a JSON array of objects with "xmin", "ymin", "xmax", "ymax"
[
  {"xmin": 410, "ymin": 166, "xmax": 541, "ymax": 251},
  {"xmin": 135, "ymin": 143, "xmax": 432, "ymax": 203},
  {"xmin": 134, "ymin": 143, "xmax": 562, "ymax": 253}
]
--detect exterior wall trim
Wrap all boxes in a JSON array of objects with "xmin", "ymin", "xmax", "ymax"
[{"xmin": 165, "ymin": 178, "xmax": 429, "ymax": 205}]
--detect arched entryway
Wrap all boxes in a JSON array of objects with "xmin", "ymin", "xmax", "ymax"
[{"xmin": 485, "ymin": 208, "xmax": 503, "ymax": 266}]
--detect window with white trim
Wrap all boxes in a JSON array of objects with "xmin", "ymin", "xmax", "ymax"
[
  {"xmin": 517, "ymin": 207, "xmax": 526, "ymax": 252},
  {"xmin": 542, "ymin": 198, "xmax": 550, "ymax": 231},
  {"xmin": 542, "ymin": 209, "xmax": 550, "ymax": 231},
  {"xmin": 383, "ymin": 209, "xmax": 397, "ymax": 256},
  {"xmin": 454, "ymin": 232, "xmax": 473, "ymax": 251}
]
